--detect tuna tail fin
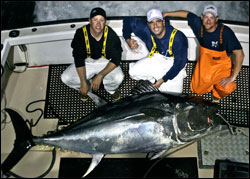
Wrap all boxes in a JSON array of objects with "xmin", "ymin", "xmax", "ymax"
[{"xmin": 1, "ymin": 108, "xmax": 35, "ymax": 175}]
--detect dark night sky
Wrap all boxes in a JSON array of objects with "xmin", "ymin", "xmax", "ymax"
[{"xmin": 1, "ymin": 1, "xmax": 36, "ymax": 30}]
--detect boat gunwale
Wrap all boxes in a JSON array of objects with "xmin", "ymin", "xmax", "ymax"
[{"xmin": 1, "ymin": 16, "xmax": 249, "ymax": 31}]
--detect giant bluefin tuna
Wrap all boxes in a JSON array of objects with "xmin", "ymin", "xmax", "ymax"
[{"xmin": 1, "ymin": 80, "xmax": 226, "ymax": 177}]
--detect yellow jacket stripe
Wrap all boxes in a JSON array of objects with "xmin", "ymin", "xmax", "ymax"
[
  {"xmin": 83, "ymin": 26, "xmax": 91, "ymax": 58},
  {"xmin": 149, "ymin": 28, "xmax": 177, "ymax": 58},
  {"xmin": 101, "ymin": 26, "xmax": 108, "ymax": 58},
  {"xmin": 149, "ymin": 35, "xmax": 159, "ymax": 58},
  {"xmin": 82, "ymin": 25, "xmax": 108, "ymax": 58},
  {"xmin": 168, "ymin": 29, "xmax": 177, "ymax": 57}
]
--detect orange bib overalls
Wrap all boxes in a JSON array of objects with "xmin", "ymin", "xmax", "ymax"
[{"xmin": 190, "ymin": 25, "xmax": 236, "ymax": 99}]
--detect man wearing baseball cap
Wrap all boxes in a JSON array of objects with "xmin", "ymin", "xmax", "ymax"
[
  {"xmin": 163, "ymin": 5, "xmax": 244, "ymax": 102},
  {"xmin": 123, "ymin": 9, "xmax": 188, "ymax": 94},
  {"xmin": 61, "ymin": 7, "xmax": 124, "ymax": 102}
]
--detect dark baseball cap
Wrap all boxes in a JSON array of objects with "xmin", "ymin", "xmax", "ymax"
[{"xmin": 90, "ymin": 7, "xmax": 106, "ymax": 19}]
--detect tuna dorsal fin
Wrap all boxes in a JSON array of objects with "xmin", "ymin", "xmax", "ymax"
[
  {"xmin": 82, "ymin": 153, "xmax": 104, "ymax": 177},
  {"xmin": 130, "ymin": 80, "xmax": 159, "ymax": 95},
  {"xmin": 87, "ymin": 92, "xmax": 107, "ymax": 107}
]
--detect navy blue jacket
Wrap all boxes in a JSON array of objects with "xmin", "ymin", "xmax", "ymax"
[
  {"xmin": 187, "ymin": 12, "xmax": 242, "ymax": 56},
  {"xmin": 123, "ymin": 17, "xmax": 188, "ymax": 81}
]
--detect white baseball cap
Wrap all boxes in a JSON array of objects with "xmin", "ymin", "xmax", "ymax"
[
  {"xmin": 147, "ymin": 9, "xmax": 163, "ymax": 22},
  {"xmin": 203, "ymin": 5, "xmax": 218, "ymax": 17}
]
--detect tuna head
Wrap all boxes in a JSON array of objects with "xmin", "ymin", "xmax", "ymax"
[{"xmin": 174, "ymin": 95, "xmax": 224, "ymax": 142}]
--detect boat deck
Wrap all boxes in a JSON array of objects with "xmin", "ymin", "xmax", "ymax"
[{"xmin": 1, "ymin": 61, "xmax": 249, "ymax": 178}]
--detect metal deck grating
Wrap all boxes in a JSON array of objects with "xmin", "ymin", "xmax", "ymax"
[
  {"xmin": 44, "ymin": 63, "xmax": 138, "ymax": 125},
  {"xmin": 44, "ymin": 62, "xmax": 249, "ymax": 127}
]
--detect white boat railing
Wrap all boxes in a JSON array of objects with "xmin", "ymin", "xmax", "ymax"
[{"xmin": 1, "ymin": 19, "xmax": 249, "ymax": 75}]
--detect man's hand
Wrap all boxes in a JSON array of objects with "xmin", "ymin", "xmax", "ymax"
[
  {"xmin": 91, "ymin": 74, "xmax": 104, "ymax": 91},
  {"xmin": 152, "ymin": 78, "xmax": 164, "ymax": 88},
  {"xmin": 220, "ymin": 76, "xmax": 235, "ymax": 87},
  {"xmin": 126, "ymin": 39, "xmax": 139, "ymax": 51},
  {"xmin": 79, "ymin": 83, "xmax": 90, "ymax": 96}
]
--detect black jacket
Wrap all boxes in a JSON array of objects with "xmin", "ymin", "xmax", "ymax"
[{"xmin": 72, "ymin": 24, "xmax": 122, "ymax": 67}]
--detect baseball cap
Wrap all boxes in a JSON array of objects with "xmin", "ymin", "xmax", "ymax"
[
  {"xmin": 90, "ymin": 7, "xmax": 106, "ymax": 19},
  {"xmin": 147, "ymin": 9, "xmax": 163, "ymax": 22},
  {"xmin": 203, "ymin": 5, "xmax": 218, "ymax": 17}
]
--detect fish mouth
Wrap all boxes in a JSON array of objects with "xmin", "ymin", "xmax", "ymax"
[
  {"xmin": 187, "ymin": 120, "xmax": 209, "ymax": 132},
  {"xmin": 184, "ymin": 104, "xmax": 218, "ymax": 132},
  {"xmin": 207, "ymin": 117, "xmax": 212, "ymax": 124},
  {"xmin": 208, "ymin": 113, "xmax": 225, "ymax": 126}
]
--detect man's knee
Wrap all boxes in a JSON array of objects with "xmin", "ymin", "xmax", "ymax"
[
  {"xmin": 214, "ymin": 82, "xmax": 237, "ymax": 96},
  {"xmin": 128, "ymin": 64, "xmax": 137, "ymax": 78},
  {"xmin": 114, "ymin": 71, "xmax": 124, "ymax": 85},
  {"xmin": 160, "ymin": 81, "xmax": 184, "ymax": 94},
  {"xmin": 104, "ymin": 70, "xmax": 124, "ymax": 86},
  {"xmin": 61, "ymin": 72, "xmax": 70, "ymax": 85}
]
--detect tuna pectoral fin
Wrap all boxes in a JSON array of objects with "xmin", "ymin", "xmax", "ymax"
[
  {"xmin": 82, "ymin": 153, "xmax": 104, "ymax": 178},
  {"xmin": 150, "ymin": 150, "xmax": 168, "ymax": 160},
  {"xmin": 2, "ymin": 108, "xmax": 34, "ymax": 174}
]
